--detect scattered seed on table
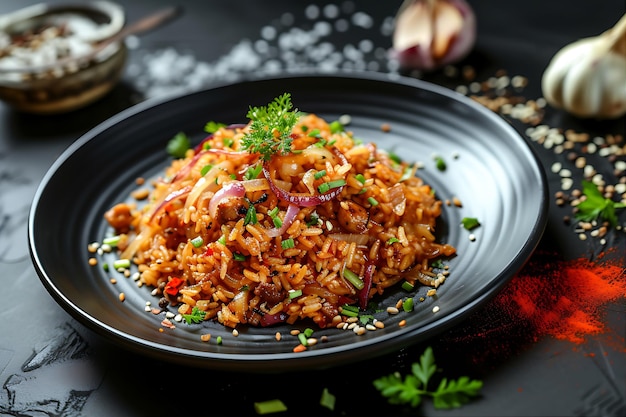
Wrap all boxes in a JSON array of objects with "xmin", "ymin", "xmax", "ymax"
[
  {"xmin": 118, "ymin": 293, "xmax": 125, "ymax": 302},
  {"xmin": 387, "ymin": 306, "xmax": 399, "ymax": 315},
  {"xmin": 432, "ymin": 306, "xmax": 440, "ymax": 313},
  {"xmin": 275, "ymin": 332, "xmax": 281, "ymax": 341}
]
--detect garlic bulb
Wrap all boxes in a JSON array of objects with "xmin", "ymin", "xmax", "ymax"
[
  {"xmin": 541, "ymin": 13, "xmax": 626, "ymax": 119},
  {"xmin": 391, "ymin": 0, "xmax": 476, "ymax": 71}
]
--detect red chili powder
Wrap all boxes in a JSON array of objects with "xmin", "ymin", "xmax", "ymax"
[
  {"xmin": 438, "ymin": 249, "xmax": 625, "ymax": 365},
  {"xmin": 502, "ymin": 254, "xmax": 625, "ymax": 345}
]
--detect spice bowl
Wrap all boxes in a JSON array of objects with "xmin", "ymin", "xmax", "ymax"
[{"xmin": 0, "ymin": 1, "xmax": 127, "ymax": 114}]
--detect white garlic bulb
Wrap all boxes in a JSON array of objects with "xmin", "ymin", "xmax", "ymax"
[{"xmin": 541, "ymin": 14, "xmax": 626, "ymax": 119}]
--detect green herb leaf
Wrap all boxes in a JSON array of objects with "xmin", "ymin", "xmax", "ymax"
[
  {"xmin": 166, "ymin": 132, "xmax": 191, "ymax": 158},
  {"xmin": 204, "ymin": 121, "xmax": 226, "ymax": 133},
  {"xmin": 373, "ymin": 346, "xmax": 483, "ymax": 410},
  {"xmin": 241, "ymin": 93, "xmax": 299, "ymax": 160},
  {"xmin": 182, "ymin": 306, "xmax": 206, "ymax": 324},
  {"xmin": 576, "ymin": 180, "xmax": 625, "ymax": 227}
]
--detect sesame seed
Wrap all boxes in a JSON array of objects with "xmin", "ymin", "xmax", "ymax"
[
  {"xmin": 201, "ymin": 334, "xmax": 211, "ymax": 342},
  {"xmin": 432, "ymin": 306, "xmax": 440, "ymax": 313},
  {"xmin": 386, "ymin": 306, "xmax": 399, "ymax": 315},
  {"xmin": 232, "ymin": 329, "xmax": 239, "ymax": 337},
  {"xmin": 275, "ymin": 332, "xmax": 282, "ymax": 341},
  {"xmin": 118, "ymin": 293, "xmax": 125, "ymax": 302}
]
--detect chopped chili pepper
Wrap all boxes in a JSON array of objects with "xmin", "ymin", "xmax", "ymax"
[{"xmin": 164, "ymin": 277, "xmax": 185, "ymax": 295}]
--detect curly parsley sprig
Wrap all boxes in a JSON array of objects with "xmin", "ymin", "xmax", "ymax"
[
  {"xmin": 241, "ymin": 93, "xmax": 300, "ymax": 160},
  {"xmin": 373, "ymin": 346, "xmax": 483, "ymax": 409}
]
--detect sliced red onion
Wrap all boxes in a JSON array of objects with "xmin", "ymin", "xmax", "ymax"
[
  {"xmin": 262, "ymin": 163, "xmax": 344, "ymax": 207},
  {"xmin": 208, "ymin": 181, "xmax": 246, "ymax": 219},
  {"xmin": 266, "ymin": 203, "xmax": 300, "ymax": 238},
  {"xmin": 148, "ymin": 185, "xmax": 191, "ymax": 223},
  {"xmin": 259, "ymin": 311, "xmax": 288, "ymax": 327},
  {"xmin": 358, "ymin": 262, "xmax": 375, "ymax": 309}
]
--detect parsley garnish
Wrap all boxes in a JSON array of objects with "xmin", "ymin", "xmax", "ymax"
[
  {"xmin": 241, "ymin": 93, "xmax": 299, "ymax": 160},
  {"xmin": 166, "ymin": 132, "xmax": 191, "ymax": 158},
  {"xmin": 181, "ymin": 306, "xmax": 206, "ymax": 324},
  {"xmin": 575, "ymin": 180, "xmax": 625, "ymax": 227},
  {"xmin": 373, "ymin": 346, "xmax": 483, "ymax": 409}
]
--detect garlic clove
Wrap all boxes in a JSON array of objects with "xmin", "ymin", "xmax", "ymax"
[
  {"xmin": 541, "ymin": 14, "xmax": 626, "ymax": 119},
  {"xmin": 392, "ymin": 0, "xmax": 476, "ymax": 71}
]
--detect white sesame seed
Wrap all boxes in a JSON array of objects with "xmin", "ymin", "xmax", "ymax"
[{"xmin": 432, "ymin": 306, "xmax": 440, "ymax": 313}]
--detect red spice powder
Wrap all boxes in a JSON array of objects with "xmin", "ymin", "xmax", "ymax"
[
  {"xmin": 437, "ymin": 249, "xmax": 625, "ymax": 365},
  {"xmin": 502, "ymin": 255, "xmax": 625, "ymax": 345}
]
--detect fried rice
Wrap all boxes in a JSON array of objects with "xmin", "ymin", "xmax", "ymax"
[{"xmin": 104, "ymin": 108, "xmax": 456, "ymax": 329}]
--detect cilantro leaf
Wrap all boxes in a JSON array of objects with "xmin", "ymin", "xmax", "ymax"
[
  {"xmin": 373, "ymin": 346, "xmax": 483, "ymax": 410},
  {"xmin": 166, "ymin": 132, "xmax": 191, "ymax": 158},
  {"xmin": 576, "ymin": 180, "xmax": 625, "ymax": 227},
  {"xmin": 181, "ymin": 306, "xmax": 206, "ymax": 324},
  {"xmin": 241, "ymin": 93, "xmax": 299, "ymax": 160}
]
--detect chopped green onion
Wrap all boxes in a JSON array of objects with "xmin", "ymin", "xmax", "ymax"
[
  {"xmin": 281, "ymin": 238, "xmax": 295, "ymax": 249},
  {"xmin": 355, "ymin": 173, "xmax": 366, "ymax": 184},
  {"xmin": 320, "ymin": 388, "xmax": 336, "ymax": 411},
  {"xmin": 102, "ymin": 235, "xmax": 120, "ymax": 247},
  {"xmin": 399, "ymin": 165, "xmax": 414, "ymax": 182},
  {"xmin": 244, "ymin": 164, "xmax": 263, "ymax": 180},
  {"xmin": 329, "ymin": 120, "xmax": 344, "ymax": 133},
  {"xmin": 113, "ymin": 259, "xmax": 131, "ymax": 269},
  {"xmin": 268, "ymin": 207, "xmax": 279, "ymax": 217},
  {"xmin": 298, "ymin": 332, "xmax": 308, "ymax": 346},
  {"xmin": 204, "ymin": 121, "xmax": 226, "ymax": 133},
  {"xmin": 200, "ymin": 164, "xmax": 213, "ymax": 176},
  {"xmin": 401, "ymin": 281, "xmax": 415, "ymax": 291},
  {"xmin": 303, "ymin": 328, "xmax": 314, "ymax": 337},
  {"xmin": 434, "ymin": 156, "xmax": 446, "ymax": 171},
  {"xmin": 272, "ymin": 216, "xmax": 283, "ymax": 228},
  {"xmin": 217, "ymin": 235, "xmax": 226, "ymax": 245},
  {"xmin": 389, "ymin": 152, "xmax": 402, "ymax": 164},
  {"xmin": 314, "ymin": 169, "xmax": 327, "ymax": 180},
  {"xmin": 367, "ymin": 197, "xmax": 379, "ymax": 206},
  {"xmin": 387, "ymin": 237, "xmax": 400, "ymax": 245},
  {"xmin": 102, "ymin": 262, "xmax": 109, "ymax": 272},
  {"xmin": 461, "ymin": 217, "xmax": 480, "ymax": 230},
  {"xmin": 308, "ymin": 128, "xmax": 321, "ymax": 138},
  {"xmin": 244, "ymin": 205, "xmax": 257, "ymax": 226},
  {"xmin": 402, "ymin": 297, "xmax": 414, "ymax": 312},
  {"xmin": 233, "ymin": 253, "xmax": 246, "ymax": 261},
  {"xmin": 191, "ymin": 236, "xmax": 204, "ymax": 248},
  {"xmin": 288, "ymin": 289, "xmax": 303, "ymax": 299},
  {"xmin": 216, "ymin": 336, "xmax": 223, "ymax": 344},
  {"xmin": 318, "ymin": 183, "xmax": 330, "ymax": 193},
  {"xmin": 343, "ymin": 268, "xmax": 364, "ymax": 290},
  {"xmin": 319, "ymin": 179, "xmax": 346, "ymax": 192},
  {"xmin": 327, "ymin": 179, "xmax": 346, "ymax": 189},
  {"xmin": 358, "ymin": 188, "xmax": 367, "ymax": 194},
  {"xmin": 341, "ymin": 304, "xmax": 359, "ymax": 313},
  {"xmin": 223, "ymin": 138, "xmax": 234, "ymax": 148}
]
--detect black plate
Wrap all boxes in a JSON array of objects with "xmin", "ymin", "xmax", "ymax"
[{"xmin": 29, "ymin": 73, "xmax": 548, "ymax": 372}]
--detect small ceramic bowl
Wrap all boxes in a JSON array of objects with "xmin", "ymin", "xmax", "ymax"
[{"xmin": 0, "ymin": 1, "xmax": 126, "ymax": 114}]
